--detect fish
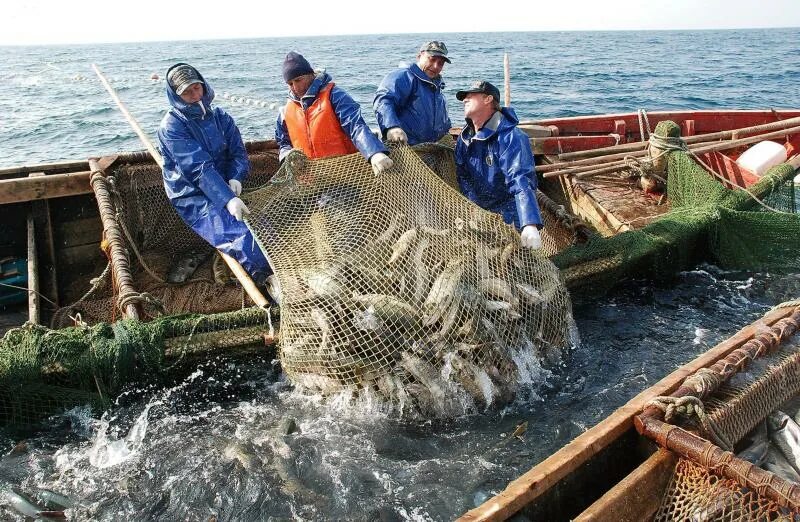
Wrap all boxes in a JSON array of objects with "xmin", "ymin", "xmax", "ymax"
[
  {"xmin": 419, "ymin": 225, "xmax": 451, "ymax": 237},
  {"xmin": 423, "ymin": 258, "xmax": 465, "ymax": 325},
  {"xmin": 411, "ymin": 237, "xmax": 432, "ymax": 304},
  {"xmin": 376, "ymin": 212, "xmax": 405, "ymax": 243},
  {"xmin": 767, "ymin": 411, "xmax": 800, "ymax": 473},
  {"xmin": 516, "ymin": 283, "xmax": 544, "ymax": 306},
  {"xmin": 499, "ymin": 242, "xmax": 517, "ymax": 266},
  {"xmin": 400, "ymin": 353, "xmax": 448, "ymax": 406},
  {"xmin": 37, "ymin": 489, "xmax": 76, "ymax": 510},
  {"xmin": 3, "ymin": 488, "xmax": 64, "ymax": 520},
  {"xmin": 388, "ymin": 228, "xmax": 418, "ymax": 264},
  {"xmin": 166, "ymin": 250, "xmax": 211, "ymax": 283},
  {"xmin": 762, "ymin": 445, "xmax": 800, "ymax": 483},
  {"xmin": 485, "ymin": 300, "xmax": 522, "ymax": 320},
  {"xmin": 303, "ymin": 266, "xmax": 346, "ymax": 297},
  {"xmin": 480, "ymin": 278, "xmax": 518, "ymax": 306},
  {"xmin": 351, "ymin": 293, "xmax": 420, "ymax": 328},
  {"xmin": 736, "ymin": 421, "xmax": 769, "ymax": 466},
  {"xmin": 447, "ymin": 353, "xmax": 498, "ymax": 408}
]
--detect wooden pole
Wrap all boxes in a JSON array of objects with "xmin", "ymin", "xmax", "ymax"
[
  {"xmin": 543, "ymin": 124, "xmax": 800, "ymax": 180},
  {"xmin": 503, "ymin": 53, "xmax": 511, "ymax": 107},
  {"xmin": 26, "ymin": 206, "xmax": 40, "ymax": 324},
  {"xmin": 92, "ymin": 63, "xmax": 272, "ymax": 309},
  {"xmin": 92, "ymin": 64, "xmax": 164, "ymax": 168}
]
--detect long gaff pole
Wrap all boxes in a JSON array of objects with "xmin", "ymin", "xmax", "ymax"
[
  {"xmin": 92, "ymin": 64, "xmax": 164, "ymax": 168},
  {"xmin": 91, "ymin": 63, "xmax": 270, "ymax": 309}
]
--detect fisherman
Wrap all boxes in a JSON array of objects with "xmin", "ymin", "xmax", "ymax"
[
  {"xmin": 157, "ymin": 63, "xmax": 276, "ymax": 292},
  {"xmin": 275, "ymin": 52, "xmax": 394, "ymax": 175},
  {"xmin": 373, "ymin": 41, "xmax": 452, "ymax": 145},
  {"xmin": 454, "ymin": 80, "xmax": 543, "ymax": 250}
]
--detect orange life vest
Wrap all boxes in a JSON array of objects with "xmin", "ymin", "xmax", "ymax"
[{"xmin": 283, "ymin": 83, "xmax": 358, "ymax": 159}]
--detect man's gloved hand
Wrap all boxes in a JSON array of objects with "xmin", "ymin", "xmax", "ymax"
[
  {"xmin": 386, "ymin": 127, "xmax": 408, "ymax": 144},
  {"xmin": 226, "ymin": 197, "xmax": 250, "ymax": 221},
  {"xmin": 520, "ymin": 225, "xmax": 542, "ymax": 250},
  {"xmin": 228, "ymin": 179, "xmax": 242, "ymax": 196},
  {"xmin": 370, "ymin": 152, "xmax": 394, "ymax": 175}
]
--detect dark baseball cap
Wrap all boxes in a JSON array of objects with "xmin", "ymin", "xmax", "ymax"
[
  {"xmin": 167, "ymin": 64, "xmax": 203, "ymax": 95},
  {"xmin": 420, "ymin": 41, "xmax": 451, "ymax": 63},
  {"xmin": 456, "ymin": 80, "xmax": 501, "ymax": 102}
]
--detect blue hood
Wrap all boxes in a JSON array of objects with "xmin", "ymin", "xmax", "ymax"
[
  {"xmin": 165, "ymin": 63, "xmax": 216, "ymax": 119},
  {"xmin": 469, "ymin": 107, "xmax": 520, "ymax": 141}
]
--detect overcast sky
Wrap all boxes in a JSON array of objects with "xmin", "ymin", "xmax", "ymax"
[{"xmin": 3, "ymin": 0, "xmax": 799, "ymax": 46}]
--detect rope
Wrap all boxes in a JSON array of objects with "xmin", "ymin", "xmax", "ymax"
[
  {"xmin": 682, "ymin": 367, "xmax": 724, "ymax": 397},
  {"xmin": 0, "ymin": 282, "xmax": 58, "ymax": 307},
  {"xmin": 771, "ymin": 299, "xmax": 800, "ymax": 310},
  {"xmin": 117, "ymin": 290, "xmax": 166, "ymax": 317},
  {"xmin": 637, "ymin": 109, "xmax": 652, "ymax": 142},
  {"xmin": 646, "ymin": 395, "xmax": 734, "ymax": 451}
]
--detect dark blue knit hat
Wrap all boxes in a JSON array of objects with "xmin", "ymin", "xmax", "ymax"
[{"xmin": 282, "ymin": 52, "xmax": 314, "ymax": 82}]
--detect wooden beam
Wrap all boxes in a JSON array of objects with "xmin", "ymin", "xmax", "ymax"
[
  {"xmin": 26, "ymin": 203, "xmax": 40, "ymax": 324},
  {"xmin": 573, "ymin": 449, "xmax": 677, "ymax": 522},
  {"xmin": 0, "ymin": 171, "xmax": 92, "ymax": 204},
  {"xmin": 29, "ymin": 173, "xmax": 59, "ymax": 309}
]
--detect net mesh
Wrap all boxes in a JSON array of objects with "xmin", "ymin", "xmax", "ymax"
[
  {"xmin": 0, "ymin": 307, "xmax": 277, "ymax": 429},
  {"xmin": 654, "ymin": 457, "xmax": 798, "ymax": 521},
  {"xmin": 243, "ymin": 144, "xmax": 574, "ymax": 414},
  {"xmin": 51, "ymin": 150, "xmax": 281, "ymax": 327},
  {"xmin": 553, "ymin": 128, "xmax": 800, "ymax": 293}
]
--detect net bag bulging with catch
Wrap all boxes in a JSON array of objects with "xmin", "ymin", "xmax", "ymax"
[{"xmin": 244, "ymin": 145, "xmax": 574, "ymax": 415}]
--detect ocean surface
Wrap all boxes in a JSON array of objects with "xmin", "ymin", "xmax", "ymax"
[{"xmin": 1, "ymin": 29, "xmax": 799, "ymax": 521}]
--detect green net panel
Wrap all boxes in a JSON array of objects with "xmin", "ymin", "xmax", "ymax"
[{"xmin": 242, "ymin": 145, "xmax": 575, "ymax": 415}]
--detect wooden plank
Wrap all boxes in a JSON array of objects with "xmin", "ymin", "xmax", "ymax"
[
  {"xmin": 574, "ymin": 449, "xmax": 677, "ymax": 522},
  {"xmin": 458, "ymin": 305, "xmax": 797, "ymax": 522},
  {"xmin": 27, "ymin": 207, "xmax": 39, "ymax": 324},
  {"xmin": 29, "ymin": 173, "xmax": 59, "ymax": 308},
  {"xmin": 0, "ymin": 171, "xmax": 92, "ymax": 204},
  {"xmin": 56, "ymin": 216, "xmax": 104, "ymax": 248},
  {"xmin": 0, "ymin": 160, "xmax": 89, "ymax": 178},
  {"xmin": 532, "ymin": 136, "xmax": 620, "ymax": 155}
]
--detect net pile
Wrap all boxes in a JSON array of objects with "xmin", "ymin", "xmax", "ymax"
[
  {"xmin": 0, "ymin": 307, "xmax": 277, "ymax": 429},
  {"xmin": 553, "ymin": 121, "xmax": 800, "ymax": 294},
  {"xmin": 52, "ymin": 150, "xmax": 280, "ymax": 327},
  {"xmin": 243, "ymin": 145, "xmax": 574, "ymax": 415}
]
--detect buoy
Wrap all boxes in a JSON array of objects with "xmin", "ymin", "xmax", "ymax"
[
  {"xmin": 150, "ymin": 73, "xmax": 159, "ymax": 80},
  {"xmin": 736, "ymin": 140, "xmax": 788, "ymax": 177}
]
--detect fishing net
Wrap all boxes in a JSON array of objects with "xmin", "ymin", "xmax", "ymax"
[
  {"xmin": 0, "ymin": 306, "xmax": 278, "ymax": 429},
  {"xmin": 243, "ymin": 144, "xmax": 574, "ymax": 415},
  {"xmin": 51, "ymin": 148, "xmax": 281, "ymax": 327},
  {"xmin": 649, "ymin": 314, "xmax": 800, "ymax": 520},
  {"xmin": 552, "ymin": 121, "xmax": 800, "ymax": 294}
]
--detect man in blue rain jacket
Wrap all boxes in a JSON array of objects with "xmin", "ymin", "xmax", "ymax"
[
  {"xmin": 454, "ymin": 80, "xmax": 544, "ymax": 250},
  {"xmin": 275, "ymin": 52, "xmax": 393, "ymax": 175},
  {"xmin": 157, "ymin": 63, "xmax": 272, "ymax": 284},
  {"xmin": 373, "ymin": 41, "xmax": 452, "ymax": 145}
]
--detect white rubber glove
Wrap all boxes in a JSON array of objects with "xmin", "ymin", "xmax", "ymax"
[
  {"xmin": 228, "ymin": 179, "xmax": 242, "ymax": 196},
  {"xmin": 265, "ymin": 274, "xmax": 282, "ymax": 305},
  {"xmin": 226, "ymin": 197, "xmax": 250, "ymax": 221},
  {"xmin": 386, "ymin": 127, "xmax": 408, "ymax": 144},
  {"xmin": 370, "ymin": 152, "xmax": 394, "ymax": 175},
  {"xmin": 520, "ymin": 225, "xmax": 542, "ymax": 250}
]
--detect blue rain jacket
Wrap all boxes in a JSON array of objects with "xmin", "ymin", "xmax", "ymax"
[
  {"xmin": 373, "ymin": 63, "xmax": 451, "ymax": 145},
  {"xmin": 275, "ymin": 72, "xmax": 387, "ymax": 162},
  {"xmin": 157, "ymin": 64, "xmax": 270, "ymax": 281},
  {"xmin": 455, "ymin": 107, "xmax": 543, "ymax": 230}
]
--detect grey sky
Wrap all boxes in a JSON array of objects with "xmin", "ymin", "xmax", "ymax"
[{"xmin": 3, "ymin": 0, "xmax": 799, "ymax": 46}]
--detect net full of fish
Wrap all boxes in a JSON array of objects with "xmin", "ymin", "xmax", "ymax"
[{"xmin": 243, "ymin": 145, "xmax": 574, "ymax": 416}]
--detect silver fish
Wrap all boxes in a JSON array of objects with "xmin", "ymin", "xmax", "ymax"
[
  {"xmin": 223, "ymin": 442, "xmax": 258, "ymax": 471},
  {"xmin": 388, "ymin": 228, "xmax": 418, "ymax": 264},
  {"xmin": 768, "ymin": 411, "xmax": 800, "ymax": 473},
  {"xmin": 499, "ymin": 242, "xmax": 517, "ymax": 266},
  {"xmin": 37, "ymin": 489, "xmax": 75, "ymax": 510},
  {"xmin": 376, "ymin": 212, "xmax": 405, "ymax": 243},
  {"xmin": 516, "ymin": 283, "xmax": 544, "ymax": 305},
  {"xmin": 411, "ymin": 237, "xmax": 432, "ymax": 304},
  {"xmin": 736, "ymin": 421, "xmax": 769, "ymax": 466},
  {"xmin": 166, "ymin": 250, "xmax": 210, "ymax": 283},
  {"xmin": 3, "ymin": 489, "xmax": 58, "ymax": 519},
  {"xmin": 352, "ymin": 293, "xmax": 420, "ymax": 327},
  {"xmin": 303, "ymin": 267, "xmax": 346, "ymax": 297},
  {"xmin": 480, "ymin": 278, "xmax": 518, "ymax": 306},
  {"xmin": 423, "ymin": 258, "xmax": 464, "ymax": 325}
]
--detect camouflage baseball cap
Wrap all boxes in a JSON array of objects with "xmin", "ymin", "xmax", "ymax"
[{"xmin": 419, "ymin": 41, "xmax": 451, "ymax": 63}]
